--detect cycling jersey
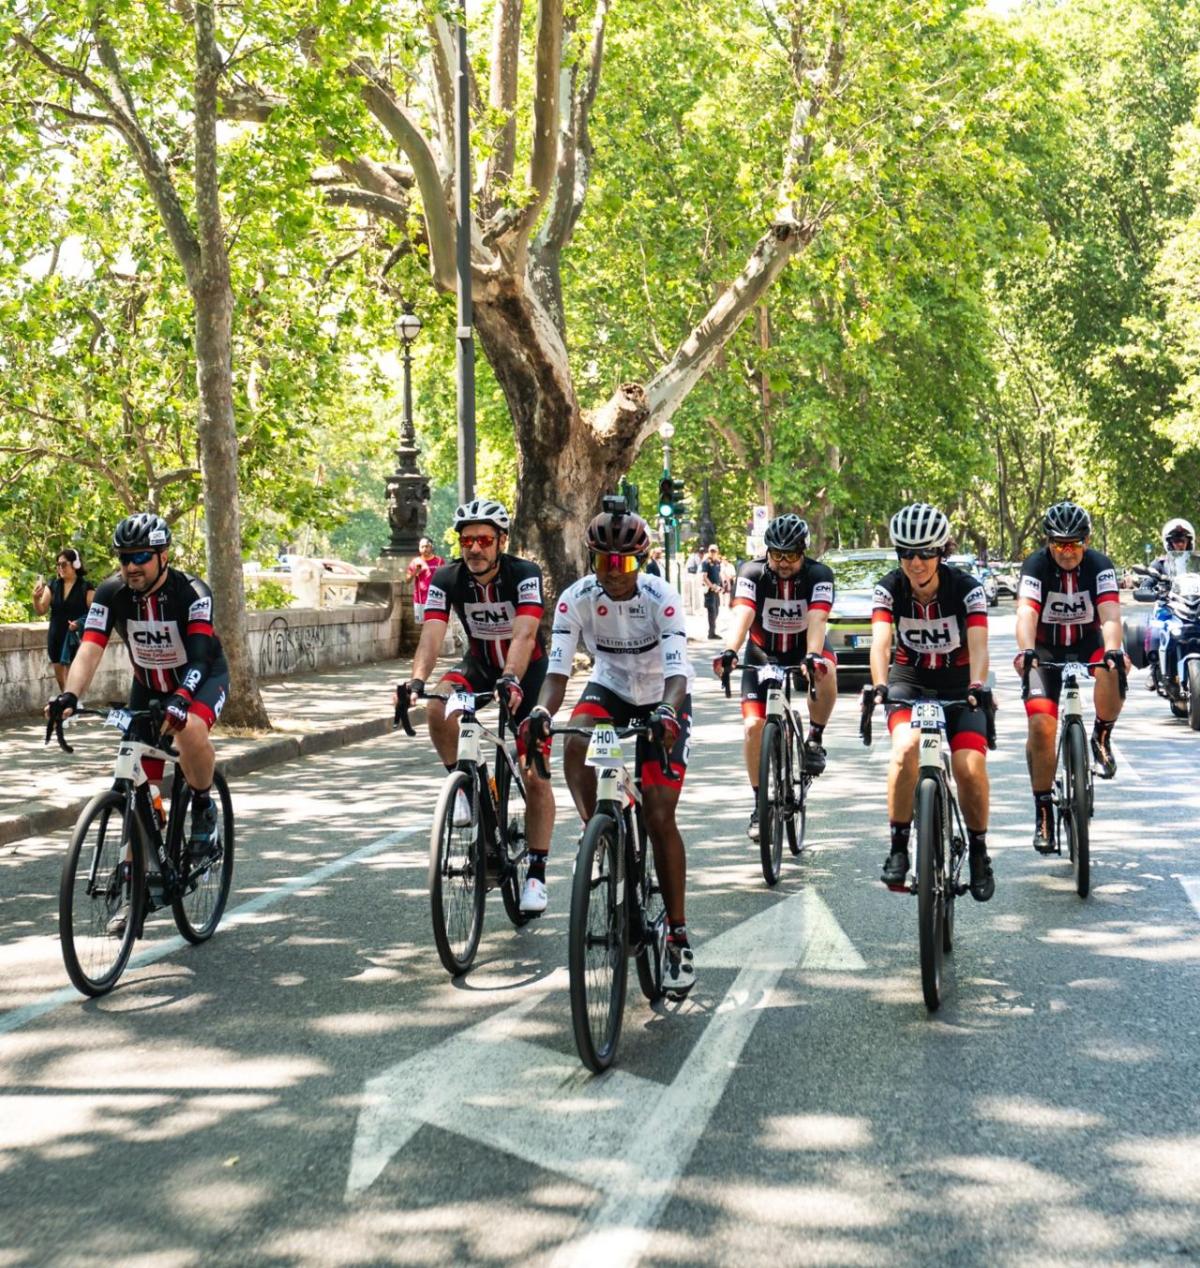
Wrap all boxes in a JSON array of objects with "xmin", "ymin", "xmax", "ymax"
[
  {"xmin": 82, "ymin": 569, "xmax": 225, "ymax": 695},
  {"xmin": 872, "ymin": 564, "xmax": 988, "ymax": 674},
  {"xmin": 422, "ymin": 555, "xmax": 546, "ymax": 670},
  {"xmin": 1017, "ymin": 546, "xmax": 1118, "ymax": 648},
  {"xmin": 548, "ymin": 573, "xmax": 694, "ymax": 706},
  {"xmin": 733, "ymin": 556, "xmax": 835, "ymax": 662}
]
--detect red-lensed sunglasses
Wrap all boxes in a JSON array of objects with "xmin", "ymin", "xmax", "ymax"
[{"xmin": 459, "ymin": 533, "xmax": 497, "ymax": 549}]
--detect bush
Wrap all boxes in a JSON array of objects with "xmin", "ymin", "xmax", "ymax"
[{"xmin": 245, "ymin": 578, "xmax": 295, "ymax": 612}]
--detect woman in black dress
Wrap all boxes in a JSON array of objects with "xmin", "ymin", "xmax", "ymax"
[{"xmin": 32, "ymin": 548, "xmax": 95, "ymax": 690}]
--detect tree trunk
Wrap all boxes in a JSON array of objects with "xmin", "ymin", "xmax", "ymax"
[{"xmin": 194, "ymin": 277, "xmax": 270, "ymax": 729}]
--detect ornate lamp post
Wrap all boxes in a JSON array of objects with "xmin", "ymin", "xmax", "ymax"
[{"xmin": 382, "ymin": 306, "xmax": 432, "ymax": 558}]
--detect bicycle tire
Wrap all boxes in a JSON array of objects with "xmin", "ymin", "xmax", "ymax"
[
  {"xmin": 916, "ymin": 777, "xmax": 945, "ymax": 1011},
  {"xmin": 496, "ymin": 756, "xmax": 531, "ymax": 928},
  {"xmin": 1189, "ymin": 660, "xmax": 1200, "ymax": 731},
  {"xmin": 757, "ymin": 721, "xmax": 785, "ymax": 886},
  {"xmin": 943, "ymin": 837, "xmax": 961, "ymax": 954},
  {"xmin": 171, "ymin": 771, "xmax": 236, "ymax": 944},
  {"xmin": 59, "ymin": 789, "xmax": 144, "ymax": 997},
  {"xmin": 632, "ymin": 809, "xmax": 666, "ymax": 1003},
  {"xmin": 787, "ymin": 724, "xmax": 806, "ymax": 856},
  {"xmin": 429, "ymin": 770, "xmax": 486, "ymax": 976},
  {"xmin": 569, "ymin": 814, "xmax": 628, "ymax": 1072},
  {"xmin": 1066, "ymin": 723, "xmax": 1090, "ymax": 899}
]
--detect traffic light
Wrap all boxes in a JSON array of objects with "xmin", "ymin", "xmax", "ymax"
[
  {"xmin": 658, "ymin": 476, "xmax": 675, "ymax": 519},
  {"xmin": 669, "ymin": 478, "xmax": 686, "ymax": 520}
]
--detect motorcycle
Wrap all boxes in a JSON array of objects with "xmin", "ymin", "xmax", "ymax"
[{"xmin": 1124, "ymin": 553, "xmax": 1200, "ymax": 729}]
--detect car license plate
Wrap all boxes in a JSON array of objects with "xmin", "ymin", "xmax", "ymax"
[{"xmin": 846, "ymin": 634, "xmax": 871, "ymax": 648}]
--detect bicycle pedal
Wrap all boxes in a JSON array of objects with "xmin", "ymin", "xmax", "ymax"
[{"xmin": 953, "ymin": 882, "xmax": 969, "ymax": 897}]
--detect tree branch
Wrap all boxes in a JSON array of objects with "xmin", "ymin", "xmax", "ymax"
[
  {"xmin": 192, "ymin": 1, "xmax": 227, "ymax": 270},
  {"xmin": 482, "ymin": 0, "xmax": 522, "ymax": 209},
  {"xmin": 321, "ymin": 186, "xmax": 411, "ymax": 227},
  {"xmin": 506, "ymin": 0, "xmax": 563, "ymax": 246}
]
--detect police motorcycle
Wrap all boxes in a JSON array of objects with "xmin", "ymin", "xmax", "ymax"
[{"xmin": 1124, "ymin": 553, "xmax": 1200, "ymax": 730}]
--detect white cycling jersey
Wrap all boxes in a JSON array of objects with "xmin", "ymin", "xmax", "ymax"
[{"xmin": 548, "ymin": 573, "xmax": 695, "ymax": 706}]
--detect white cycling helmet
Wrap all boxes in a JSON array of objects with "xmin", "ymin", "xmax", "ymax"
[
  {"xmin": 1161, "ymin": 517, "xmax": 1195, "ymax": 551},
  {"xmin": 889, "ymin": 502, "xmax": 951, "ymax": 551},
  {"xmin": 452, "ymin": 498, "xmax": 511, "ymax": 534}
]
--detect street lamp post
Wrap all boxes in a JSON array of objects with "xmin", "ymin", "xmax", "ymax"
[
  {"xmin": 382, "ymin": 306, "xmax": 432, "ymax": 558},
  {"xmin": 659, "ymin": 423, "xmax": 675, "ymax": 584},
  {"xmin": 455, "ymin": 0, "xmax": 476, "ymax": 504}
]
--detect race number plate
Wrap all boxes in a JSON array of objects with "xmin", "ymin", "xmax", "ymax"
[
  {"xmin": 586, "ymin": 724, "xmax": 623, "ymax": 767},
  {"xmin": 105, "ymin": 708, "xmax": 132, "ymax": 731},
  {"xmin": 911, "ymin": 700, "xmax": 944, "ymax": 726},
  {"xmin": 443, "ymin": 690, "xmax": 476, "ymax": 717},
  {"xmin": 759, "ymin": 664, "xmax": 786, "ymax": 685}
]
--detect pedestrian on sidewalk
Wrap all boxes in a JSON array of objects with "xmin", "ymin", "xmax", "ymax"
[
  {"xmin": 701, "ymin": 544, "xmax": 724, "ymax": 639},
  {"xmin": 406, "ymin": 537, "xmax": 445, "ymax": 624},
  {"xmin": 32, "ymin": 548, "xmax": 94, "ymax": 691}
]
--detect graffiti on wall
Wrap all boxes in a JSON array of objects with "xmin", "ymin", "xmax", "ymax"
[{"xmin": 258, "ymin": 617, "xmax": 325, "ymax": 677}]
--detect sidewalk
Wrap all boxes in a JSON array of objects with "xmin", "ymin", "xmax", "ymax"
[{"xmin": 0, "ymin": 610, "xmax": 731, "ymax": 850}]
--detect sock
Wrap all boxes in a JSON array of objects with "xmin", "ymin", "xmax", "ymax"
[
  {"xmin": 668, "ymin": 921, "xmax": 689, "ymax": 948},
  {"xmin": 444, "ymin": 763, "xmax": 456, "ymax": 773},
  {"xmin": 968, "ymin": 829, "xmax": 988, "ymax": 857},
  {"xmin": 807, "ymin": 723, "xmax": 825, "ymax": 745},
  {"xmin": 191, "ymin": 787, "xmax": 212, "ymax": 811},
  {"xmin": 526, "ymin": 851, "xmax": 547, "ymax": 882},
  {"xmin": 889, "ymin": 821, "xmax": 911, "ymax": 854},
  {"xmin": 1093, "ymin": 717, "xmax": 1114, "ymax": 742}
]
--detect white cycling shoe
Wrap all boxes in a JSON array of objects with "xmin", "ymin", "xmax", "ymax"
[
  {"xmin": 452, "ymin": 788, "xmax": 473, "ymax": 828},
  {"xmin": 663, "ymin": 938, "xmax": 695, "ymax": 996},
  {"xmin": 519, "ymin": 876, "xmax": 548, "ymax": 914}
]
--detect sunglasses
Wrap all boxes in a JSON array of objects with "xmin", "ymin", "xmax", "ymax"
[
  {"xmin": 459, "ymin": 534, "xmax": 497, "ymax": 549},
  {"xmin": 118, "ymin": 549, "xmax": 157, "ymax": 566},
  {"xmin": 592, "ymin": 552, "xmax": 641, "ymax": 574},
  {"xmin": 767, "ymin": 548, "xmax": 802, "ymax": 564},
  {"xmin": 897, "ymin": 547, "xmax": 941, "ymax": 561},
  {"xmin": 1048, "ymin": 538, "xmax": 1084, "ymax": 550}
]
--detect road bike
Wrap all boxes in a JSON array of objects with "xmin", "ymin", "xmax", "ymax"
[
  {"xmin": 861, "ymin": 693, "xmax": 987, "ymax": 1011},
  {"xmin": 537, "ymin": 719, "xmax": 669, "ymax": 1072},
  {"xmin": 1021, "ymin": 657, "xmax": 1126, "ymax": 899},
  {"xmin": 721, "ymin": 659, "xmax": 814, "ymax": 886},
  {"xmin": 395, "ymin": 685, "xmax": 531, "ymax": 977},
  {"xmin": 48, "ymin": 704, "xmax": 235, "ymax": 998}
]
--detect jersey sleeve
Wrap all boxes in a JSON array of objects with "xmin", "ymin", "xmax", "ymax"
[
  {"xmin": 81, "ymin": 577, "xmax": 121, "ymax": 649},
  {"xmin": 733, "ymin": 562, "xmax": 759, "ymax": 610},
  {"xmin": 1092, "ymin": 552, "xmax": 1119, "ymax": 604},
  {"xmin": 962, "ymin": 575, "xmax": 989, "ymax": 629},
  {"xmin": 808, "ymin": 561, "xmax": 835, "ymax": 613},
  {"xmin": 547, "ymin": 586, "xmax": 583, "ymax": 675},
  {"xmin": 421, "ymin": 563, "xmax": 457, "ymax": 624},
  {"xmin": 177, "ymin": 576, "xmax": 220, "ymax": 694},
  {"xmin": 655, "ymin": 587, "xmax": 690, "ymax": 682},
  {"xmin": 1017, "ymin": 556, "xmax": 1044, "ymax": 612},
  {"xmin": 512, "ymin": 559, "xmax": 545, "ymax": 620},
  {"xmin": 872, "ymin": 573, "xmax": 897, "ymax": 624}
]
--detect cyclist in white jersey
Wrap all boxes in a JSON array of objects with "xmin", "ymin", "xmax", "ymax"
[{"xmin": 522, "ymin": 501, "xmax": 696, "ymax": 995}]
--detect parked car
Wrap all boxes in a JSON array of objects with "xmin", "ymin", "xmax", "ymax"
[
  {"xmin": 989, "ymin": 561, "xmax": 1020, "ymax": 599},
  {"xmin": 822, "ymin": 548, "xmax": 895, "ymax": 683},
  {"xmin": 946, "ymin": 554, "xmax": 998, "ymax": 606}
]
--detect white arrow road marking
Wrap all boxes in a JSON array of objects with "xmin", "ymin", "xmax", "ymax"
[
  {"xmin": 345, "ymin": 886, "xmax": 865, "ymax": 1248},
  {"xmin": 1181, "ymin": 877, "xmax": 1200, "ymax": 921}
]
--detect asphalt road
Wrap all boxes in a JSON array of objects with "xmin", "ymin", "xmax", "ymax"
[{"xmin": 2, "ymin": 611, "xmax": 1199, "ymax": 1267}]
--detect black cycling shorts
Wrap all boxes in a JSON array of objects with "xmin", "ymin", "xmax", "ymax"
[
  {"xmin": 130, "ymin": 664, "xmax": 229, "ymax": 730},
  {"xmin": 438, "ymin": 654, "xmax": 547, "ymax": 724},
  {"xmin": 569, "ymin": 681, "xmax": 692, "ymax": 788},
  {"xmin": 884, "ymin": 665, "xmax": 988, "ymax": 755}
]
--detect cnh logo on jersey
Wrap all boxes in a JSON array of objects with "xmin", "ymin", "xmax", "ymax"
[
  {"xmin": 1045, "ymin": 591, "xmax": 1093, "ymax": 623},
  {"xmin": 897, "ymin": 616, "xmax": 960, "ymax": 653},
  {"xmin": 762, "ymin": 597, "xmax": 808, "ymax": 632},
  {"xmin": 463, "ymin": 600, "xmax": 515, "ymax": 637},
  {"xmin": 517, "ymin": 576, "xmax": 542, "ymax": 603},
  {"xmin": 85, "ymin": 603, "xmax": 109, "ymax": 632}
]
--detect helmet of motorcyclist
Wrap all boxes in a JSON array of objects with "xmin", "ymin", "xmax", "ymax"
[
  {"xmin": 889, "ymin": 503, "xmax": 951, "ymax": 552},
  {"xmin": 1042, "ymin": 500, "xmax": 1091, "ymax": 541},
  {"xmin": 452, "ymin": 499, "xmax": 511, "ymax": 534},
  {"xmin": 112, "ymin": 512, "xmax": 172, "ymax": 553},
  {"xmin": 764, "ymin": 514, "xmax": 809, "ymax": 554},
  {"xmin": 1161, "ymin": 517, "xmax": 1196, "ymax": 552}
]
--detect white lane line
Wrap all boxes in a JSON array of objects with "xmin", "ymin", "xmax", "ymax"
[
  {"xmin": 1180, "ymin": 877, "xmax": 1200, "ymax": 921},
  {"xmin": 0, "ymin": 826, "xmax": 422, "ymax": 1037}
]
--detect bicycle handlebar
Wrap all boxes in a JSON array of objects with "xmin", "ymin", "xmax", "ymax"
[
  {"xmin": 44, "ymin": 701, "xmax": 173, "ymax": 756},
  {"xmin": 859, "ymin": 688, "xmax": 996, "ymax": 750},
  {"xmin": 1020, "ymin": 654, "xmax": 1128, "ymax": 700},
  {"xmin": 529, "ymin": 721, "xmax": 671, "ymax": 783},
  {"xmin": 393, "ymin": 683, "xmax": 509, "ymax": 738}
]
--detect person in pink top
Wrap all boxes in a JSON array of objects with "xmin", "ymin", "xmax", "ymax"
[{"xmin": 407, "ymin": 537, "xmax": 445, "ymax": 623}]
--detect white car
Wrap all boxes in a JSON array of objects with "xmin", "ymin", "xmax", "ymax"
[{"xmin": 946, "ymin": 554, "xmax": 998, "ymax": 607}]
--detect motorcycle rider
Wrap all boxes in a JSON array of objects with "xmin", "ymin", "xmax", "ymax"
[{"xmin": 1145, "ymin": 517, "xmax": 1196, "ymax": 692}]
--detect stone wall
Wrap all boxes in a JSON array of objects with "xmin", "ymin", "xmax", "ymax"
[{"xmin": 0, "ymin": 574, "xmax": 418, "ymax": 719}]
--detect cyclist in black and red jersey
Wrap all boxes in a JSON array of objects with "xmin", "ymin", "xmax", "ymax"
[
  {"xmin": 44, "ymin": 513, "xmax": 229, "ymax": 860},
  {"xmin": 713, "ymin": 513, "xmax": 838, "ymax": 841},
  {"xmin": 399, "ymin": 498, "xmax": 555, "ymax": 915},
  {"xmin": 1015, "ymin": 500, "xmax": 1128, "ymax": 853},
  {"xmin": 868, "ymin": 503, "xmax": 995, "ymax": 903}
]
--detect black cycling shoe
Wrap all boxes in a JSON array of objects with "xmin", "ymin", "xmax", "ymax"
[
  {"xmin": 803, "ymin": 741, "xmax": 827, "ymax": 777},
  {"xmin": 968, "ymin": 848, "xmax": 995, "ymax": 902},
  {"xmin": 1032, "ymin": 817, "xmax": 1056, "ymax": 854},
  {"xmin": 1091, "ymin": 733, "xmax": 1117, "ymax": 780},
  {"xmin": 188, "ymin": 800, "xmax": 220, "ymax": 864},
  {"xmin": 881, "ymin": 849, "xmax": 910, "ymax": 889},
  {"xmin": 747, "ymin": 806, "xmax": 760, "ymax": 841}
]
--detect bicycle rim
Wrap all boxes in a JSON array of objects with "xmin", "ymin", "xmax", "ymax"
[
  {"xmin": 429, "ymin": 771, "xmax": 486, "ymax": 975},
  {"xmin": 1067, "ymin": 724, "xmax": 1090, "ymax": 898},
  {"xmin": 569, "ymin": 815, "xmax": 628, "ymax": 1072},
  {"xmin": 59, "ymin": 790, "xmax": 144, "ymax": 997},
  {"xmin": 496, "ymin": 756, "xmax": 531, "ymax": 928},
  {"xmin": 757, "ymin": 722, "xmax": 784, "ymax": 886},
  {"xmin": 172, "ymin": 772, "xmax": 235, "ymax": 944},
  {"xmin": 916, "ymin": 778, "xmax": 945, "ymax": 1011}
]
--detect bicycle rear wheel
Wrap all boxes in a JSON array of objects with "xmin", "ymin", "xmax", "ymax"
[
  {"xmin": 59, "ymin": 790, "xmax": 144, "ymax": 997},
  {"xmin": 569, "ymin": 814, "xmax": 628, "ymax": 1072},
  {"xmin": 429, "ymin": 771, "xmax": 486, "ymax": 976},
  {"xmin": 1065, "ymin": 723, "xmax": 1090, "ymax": 898},
  {"xmin": 757, "ymin": 721, "xmax": 785, "ymax": 886},
  {"xmin": 915, "ymin": 777, "xmax": 946, "ymax": 1011},
  {"xmin": 496, "ymin": 757, "xmax": 531, "ymax": 928},
  {"xmin": 632, "ymin": 810, "xmax": 666, "ymax": 1003},
  {"xmin": 172, "ymin": 772, "xmax": 235, "ymax": 943}
]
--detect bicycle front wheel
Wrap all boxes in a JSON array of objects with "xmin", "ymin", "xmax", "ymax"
[
  {"xmin": 633, "ymin": 811, "xmax": 666, "ymax": 1003},
  {"xmin": 59, "ymin": 790, "xmax": 144, "ymax": 997},
  {"xmin": 496, "ymin": 757, "xmax": 531, "ymax": 929},
  {"xmin": 787, "ymin": 726, "xmax": 806, "ymax": 856},
  {"xmin": 172, "ymin": 772, "xmax": 235, "ymax": 944},
  {"xmin": 757, "ymin": 721, "xmax": 785, "ymax": 886},
  {"xmin": 429, "ymin": 771, "xmax": 486, "ymax": 976},
  {"xmin": 915, "ymin": 777, "xmax": 946, "ymax": 1011},
  {"xmin": 569, "ymin": 814, "xmax": 629, "ymax": 1072},
  {"xmin": 1066, "ymin": 723, "xmax": 1090, "ymax": 899}
]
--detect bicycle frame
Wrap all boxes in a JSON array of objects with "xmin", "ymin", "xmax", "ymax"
[
  {"xmin": 909, "ymin": 700, "xmax": 969, "ymax": 897},
  {"xmin": 584, "ymin": 723, "xmax": 651, "ymax": 938}
]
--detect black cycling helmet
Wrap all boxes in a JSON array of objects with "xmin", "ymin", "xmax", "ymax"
[
  {"xmin": 112, "ymin": 512, "xmax": 172, "ymax": 553},
  {"xmin": 586, "ymin": 510, "xmax": 652, "ymax": 556},
  {"xmin": 1043, "ymin": 500, "xmax": 1091, "ymax": 541},
  {"xmin": 764, "ymin": 513, "xmax": 809, "ymax": 553}
]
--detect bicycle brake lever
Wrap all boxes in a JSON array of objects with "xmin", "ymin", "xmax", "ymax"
[
  {"xmin": 721, "ymin": 668, "xmax": 731, "ymax": 698},
  {"xmin": 530, "ymin": 745, "xmax": 551, "ymax": 781},
  {"xmin": 393, "ymin": 684, "xmax": 416, "ymax": 736},
  {"xmin": 55, "ymin": 715, "xmax": 74, "ymax": 755}
]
